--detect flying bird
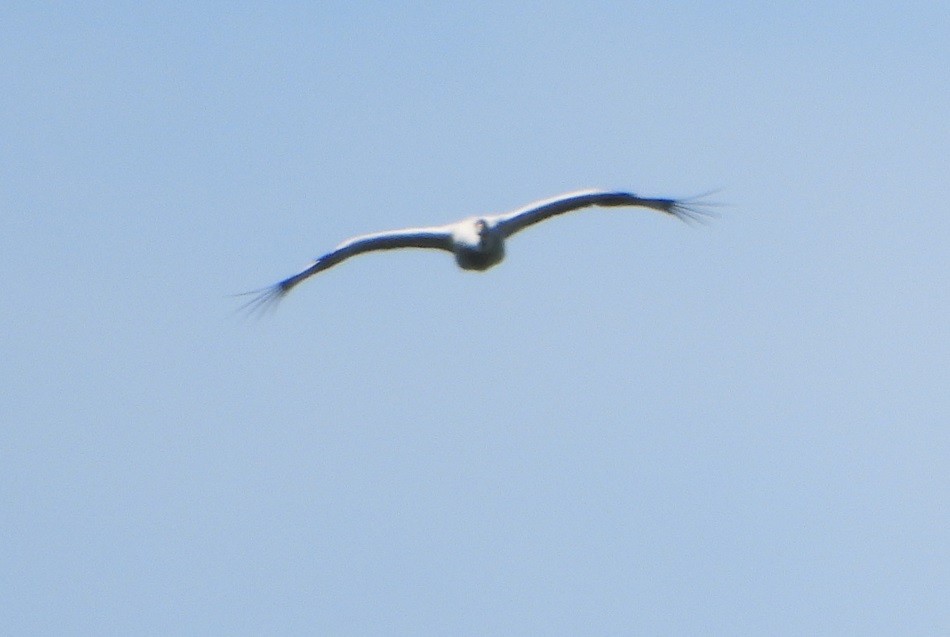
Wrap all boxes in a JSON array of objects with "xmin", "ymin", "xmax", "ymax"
[{"xmin": 240, "ymin": 188, "xmax": 712, "ymax": 312}]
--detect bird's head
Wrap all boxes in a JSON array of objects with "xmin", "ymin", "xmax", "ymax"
[{"xmin": 473, "ymin": 218, "xmax": 496, "ymax": 247}]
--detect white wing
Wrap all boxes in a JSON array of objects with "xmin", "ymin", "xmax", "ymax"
[
  {"xmin": 239, "ymin": 225, "xmax": 454, "ymax": 312},
  {"xmin": 488, "ymin": 189, "xmax": 712, "ymax": 238}
]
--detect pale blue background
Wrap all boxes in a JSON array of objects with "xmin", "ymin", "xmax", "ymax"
[{"xmin": 3, "ymin": 3, "xmax": 948, "ymax": 634}]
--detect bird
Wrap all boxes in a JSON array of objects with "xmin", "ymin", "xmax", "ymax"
[{"xmin": 239, "ymin": 188, "xmax": 712, "ymax": 312}]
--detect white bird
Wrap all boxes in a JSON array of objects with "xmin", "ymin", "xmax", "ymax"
[{"xmin": 240, "ymin": 188, "xmax": 712, "ymax": 312}]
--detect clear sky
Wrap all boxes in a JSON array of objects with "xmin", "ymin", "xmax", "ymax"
[{"xmin": 3, "ymin": 3, "xmax": 948, "ymax": 634}]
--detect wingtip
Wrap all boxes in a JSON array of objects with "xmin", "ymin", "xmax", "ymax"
[
  {"xmin": 233, "ymin": 282, "xmax": 291, "ymax": 317},
  {"xmin": 667, "ymin": 191, "xmax": 722, "ymax": 225}
]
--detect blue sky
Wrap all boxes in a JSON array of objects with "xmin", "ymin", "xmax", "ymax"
[{"xmin": 3, "ymin": 3, "xmax": 948, "ymax": 634}]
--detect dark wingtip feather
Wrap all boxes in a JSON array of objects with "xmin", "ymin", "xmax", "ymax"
[
  {"xmin": 232, "ymin": 279, "xmax": 293, "ymax": 318},
  {"xmin": 232, "ymin": 259, "xmax": 323, "ymax": 317},
  {"xmin": 664, "ymin": 190, "xmax": 723, "ymax": 225}
]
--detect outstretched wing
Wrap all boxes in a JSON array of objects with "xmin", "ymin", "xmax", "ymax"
[
  {"xmin": 489, "ymin": 189, "xmax": 713, "ymax": 238},
  {"xmin": 238, "ymin": 225, "xmax": 454, "ymax": 313}
]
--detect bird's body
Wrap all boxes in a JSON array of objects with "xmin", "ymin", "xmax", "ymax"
[
  {"xmin": 241, "ymin": 188, "xmax": 711, "ymax": 311},
  {"xmin": 451, "ymin": 218, "xmax": 505, "ymax": 271}
]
